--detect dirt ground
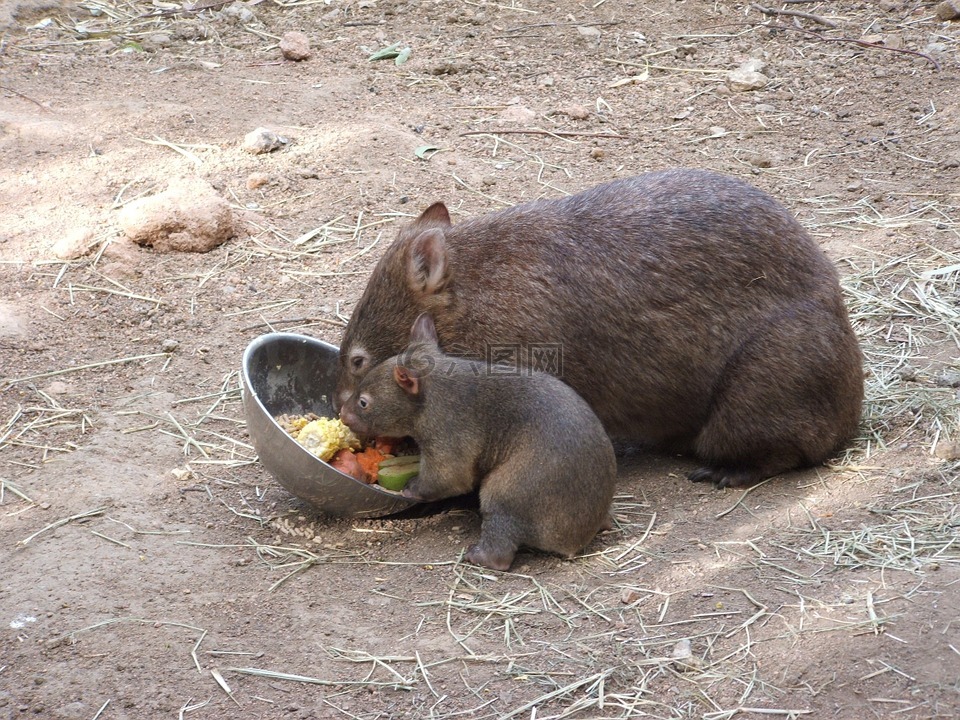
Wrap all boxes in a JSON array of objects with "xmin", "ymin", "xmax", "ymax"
[{"xmin": 1, "ymin": 1, "xmax": 959, "ymax": 718}]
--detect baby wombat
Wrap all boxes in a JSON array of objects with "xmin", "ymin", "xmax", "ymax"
[
  {"xmin": 335, "ymin": 168, "xmax": 864, "ymax": 488},
  {"xmin": 339, "ymin": 314, "xmax": 617, "ymax": 571}
]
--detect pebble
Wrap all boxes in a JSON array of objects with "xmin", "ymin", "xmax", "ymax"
[
  {"xmin": 620, "ymin": 588, "xmax": 643, "ymax": 604},
  {"xmin": 935, "ymin": 1, "xmax": 960, "ymax": 20},
  {"xmin": 728, "ymin": 68, "xmax": 768, "ymax": 92},
  {"xmin": 576, "ymin": 26, "xmax": 602, "ymax": 47},
  {"xmin": 748, "ymin": 152, "xmax": 775, "ymax": 168},
  {"xmin": 498, "ymin": 105, "xmax": 537, "ymax": 123},
  {"xmin": 589, "ymin": 147, "xmax": 605, "ymax": 160},
  {"xmin": 146, "ymin": 33, "xmax": 171, "ymax": 49},
  {"xmin": 246, "ymin": 172, "xmax": 270, "ymax": 190},
  {"xmin": 280, "ymin": 31, "xmax": 311, "ymax": 61},
  {"xmin": 242, "ymin": 127, "xmax": 288, "ymax": 155},
  {"xmin": 559, "ymin": 104, "xmax": 590, "ymax": 120},
  {"xmin": 161, "ymin": 339, "xmax": 180, "ymax": 353},
  {"xmin": 934, "ymin": 440, "xmax": 960, "ymax": 461},
  {"xmin": 670, "ymin": 639, "xmax": 700, "ymax": 670},
  {"xmin": 45, "ymin": 381, "xmax": 69, "ymax": 395},
  {"xmin": 221, "ymin": 4, "xmax": 256, "ymax": 24},
  {"xmin": 936, "ymin": 371, "xmax": 960, "ymax": 388}
]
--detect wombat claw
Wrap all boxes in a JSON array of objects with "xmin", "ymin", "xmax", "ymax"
[
  {"xmin": 465, "ymin": 544, "xmax": 514, "ymax": 572},
  {"xmin": 689, "ymin": 466, "xmax": 758, "ymax": 489}
]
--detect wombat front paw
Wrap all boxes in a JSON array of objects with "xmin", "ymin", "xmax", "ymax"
[
  {"xmin": 465, "ymin": 543, "xmax": 514, "ymax": 571},
  {"xmin": 689, "ymin": 466, "xmax": 759, "ymax": 489}
]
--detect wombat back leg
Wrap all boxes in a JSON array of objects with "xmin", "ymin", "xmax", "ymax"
[
  {"xmin": 465, "ymin": 512, "xmax": 522, "ymax": 571},
  {"xmin": 693, "ymin": 303, "xmax": 862, "ymax": 488},
  {"xmin": 465, "ymin": 542, "xmax": 516, "ymax": 571}
]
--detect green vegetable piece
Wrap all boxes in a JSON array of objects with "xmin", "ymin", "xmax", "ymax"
[
  {"xmin": 379, "ymin": 454, "xmax": 421, "ymax": 468},
  {"xmin": 394, "ymin": 47, "xmax": 411, "ymax": 66},
  {"xmin": 377, "ymin": 463, "xmax": 419, "ymax": 492}
]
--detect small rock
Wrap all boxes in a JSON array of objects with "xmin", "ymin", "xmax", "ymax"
[
  {"xmin": 280, "ymin": 31, "xmax": 311, "ymax": 61},
  {"xmin": 740, "ymin": 58, "xmax": 767, "ymax": 73},
  {"xmin": 146, "ymin": 33, "xmax": 171, "ymax": 49},
  {"xmin": 934, "ymin": 440, "xmax": 960, "ymax": 461},
  {"xmin": 51, "ymin": 227, "xmax": 95, "ymax": 260},
  {"xmin": 221, "ymin": 4, "xmax": 256, "ymax": 24},
  {"xmin": 45, "ymin": 381, "xmax": 69, "ymax": 395},
  {"xmin": 538, "ymin": 75, "xmax": 554, "ymax": 87},
  {"xmin": 620, "ymin": 588, "xmax": 643, "ymax": 604},
  {"xmin": 242, "ymin": 127, "xmax": 288, "ymax": 155},
  {"xmin": 428, "ymin": 62, "xmax": 461, "ymax": 76},
  {"xmin": 498, "ymin": 105, "xmax": 537, "ymax": 124},
  {"xmin": 728, "ymin": 67, "xmax": 768, "ymax": 92},
  {"xmin": 246, "ymin": 172, "xmax": 270, "ymax": 190},
  {"xmin": 728, "ymin": 58, "xmax": 768, "ymax": 92},
  {"xmin": 577, "ymin": 25, "xmax": 602, "ymax": 47},
  {"xmin": 161, "ymin": 339, "xmax": 180, "ymax": 353},
  {"xmin": 671, "ymin": 639, "xmax": 692, "ymax": 661},
  {"xmin": 589, "ymin": 147, "xmax": 605, "ymax": 160},
  {"xmin": 670, "ymin": 639, "xmax": 700, "ymax": 671},
  {"xmin": 845, "ymin": 179, "xmax": 864, "ymax": 192},
  {"xmin": 935, "ymin": 1, "xmax": 960, "ymax": 20},
  {"xmin": 481, "ymin": 176, "xmax": 497, "ymax": 187},
  {"xmin": 936, "ymin": 371, "xmax": 960, "ymax": 388},
  {"xmin": 748, "ymin": 153, "xmax": 775, "ymax": 168},
  {"xmin": 754, "ymin": 103, "xmax": 776, "ymax": 113},
  {"xmin": 879, "ymin": 0, "xmax": 900, "ymax": 9},
  {"xmin": 941, "ymin": 155, "xmax": 960, "ymax": 169},
  {"xmin": 559, "ymin": 104, "xmax": 590, "ymax": 120},
  {"xmin": 118, "ymin": 177, "xmax": 235, "ymax": 253}
]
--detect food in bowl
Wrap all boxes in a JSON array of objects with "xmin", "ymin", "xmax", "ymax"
[{"xmin": 277, "ymin": 413, "xmax": 419, "ymax": 491}]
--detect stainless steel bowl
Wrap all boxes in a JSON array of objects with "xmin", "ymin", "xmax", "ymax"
[{"xmin": 241, "ymin": 332, "xmax": 419, "ymax": 518}]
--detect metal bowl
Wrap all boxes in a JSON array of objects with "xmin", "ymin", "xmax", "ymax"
[{"xmin": 241, "ymin": 332, "xmax": 419, "ymax": 518}]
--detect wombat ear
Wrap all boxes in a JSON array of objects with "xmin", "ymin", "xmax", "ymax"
[
  {"xmin": 393, "ymin": 366, "xmax": 421, "ymax": 396},
  {"xmin": 410, "ymin": 313, "xmax": 439, "ymax": 345},
  {"xmin": 416, "ymin": 202, "xmax": 452, "ymax": 228},
  {"xmin": 408, "ymin": 228, "xmax": 449, "ymax": 296}
]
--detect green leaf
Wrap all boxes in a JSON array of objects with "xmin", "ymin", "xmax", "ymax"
[
  {"xmin": 414, "ymin": 145, "xmax": 441, "ymax": 161},
  {"xmin": 368, "ymin": 42, "xmax": 402, "ymax": 62},
  {"xmin": 394, "ymin": 47, "xmax": 412, "ymax": 66}
]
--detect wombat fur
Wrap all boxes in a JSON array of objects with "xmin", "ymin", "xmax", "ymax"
[
  {"xmin": 335, "ymin": 168, "xmax": 864, "ymax": 488},
  {"xmin": 339, "ymin": 314, "xmax": 617, "ymax": 571}
]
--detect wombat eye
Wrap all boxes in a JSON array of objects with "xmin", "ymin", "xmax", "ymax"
[
  {"xmin": 358, "ymin": 396, "xmax": 369, "ymax": 409},
  {"xmin": 351, "ymin": 355, "xmax": 366, "ymax": 372}
]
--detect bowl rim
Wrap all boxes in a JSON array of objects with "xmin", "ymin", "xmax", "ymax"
[{"xmin": 240, "ymin": 331, "xmax": 418, "ymax": 504}]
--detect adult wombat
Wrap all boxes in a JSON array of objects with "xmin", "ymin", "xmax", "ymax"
[
  {"xmin": 339, "ymin": 314, "xmax": 617, "ymax": 571},
  {"xmin": 335, "ymin": 169, "xmax": 863, "ymax": 488}
]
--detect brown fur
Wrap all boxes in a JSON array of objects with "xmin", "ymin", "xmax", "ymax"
[
  {"xmin": 339, "ymin": 315, "xmax": 617, "ymax": 571},
  {"xmin": 335, "ymin": 169, "xmax": 864, "ymax": 488}
]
